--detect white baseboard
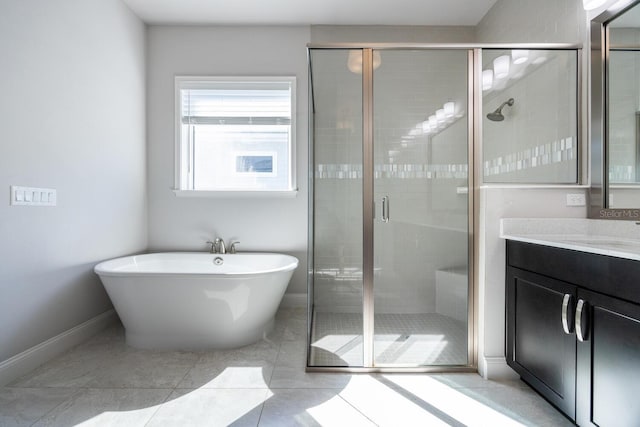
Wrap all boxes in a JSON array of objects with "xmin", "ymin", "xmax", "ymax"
[
  {"xmin": 0, "ymin": 309, "xmax": 118, "ymax": 387},
  {"xmin": 478, "ymin": 356, "xmax": 519, "ymax": 380},
  {"xmin": 280, "ymin": 292, "xmax": 307, "ymax": 308}
]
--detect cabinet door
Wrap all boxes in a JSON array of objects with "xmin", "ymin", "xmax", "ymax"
[
  {"xmin": 576, "ymin": 289, "xmax": 640, "ymax": 427},
  {"xmin": 506, "ymin": 267, "xmax": 577, "ymax": 420}
]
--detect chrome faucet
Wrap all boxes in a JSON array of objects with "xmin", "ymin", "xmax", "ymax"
[
  {"xmin": 230, "ymin": 241, "xmax": 240, "ymax": 254},
  {"xmin": 215, "ymin": 237, "xmax": 226, "ymax": 254}
]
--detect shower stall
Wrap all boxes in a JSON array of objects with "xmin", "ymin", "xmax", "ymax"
[
  {"xmin": 308, "ymin": 46, "xmax": 474, "ymax": 370},
  {"xmin": 307, "ymin": 45, "xmax": 579, "ymax": 370}
]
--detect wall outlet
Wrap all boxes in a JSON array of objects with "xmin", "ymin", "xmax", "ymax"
[{"xmin": 566, "ymin": 193, "xmax": 586, "ymax": 207}]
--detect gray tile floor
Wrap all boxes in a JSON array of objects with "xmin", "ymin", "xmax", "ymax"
[{"xmin": 0, "ymin": 307, "xmax": 573, "ymax": 426}]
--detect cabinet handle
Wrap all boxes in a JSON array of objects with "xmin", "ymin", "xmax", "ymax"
[
  {"xmin": 575, "ymin": 299, "xmax": 589, "ymax": 342},
  {"xmin": 561, "ymin": 294, "xmax": 575, "ymax": 334}
]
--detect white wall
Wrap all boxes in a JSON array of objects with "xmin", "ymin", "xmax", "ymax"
[
  {"xmin": 146, "ymin": 26, "xmax": 310, "ymax": 293},
  {"xmin": 475, "ymin": 0, "xmax": 585, "ymax": 43},
  {"xmin": 475, "ymin": 0, "xmax": 589, "ymax": 378},
  {"xmin": 0, "ymin": 0, "xmax": 147, "ymax": 362}
]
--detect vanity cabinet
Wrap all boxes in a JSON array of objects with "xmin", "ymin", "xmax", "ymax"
[
  {"xmin": 506, "ymin": 240, "xmax": 640, "ymax": 426},
  {"xmin": 575, "ymin": 289, "xmax": 640, "ymax": 427},
  {"xmin": 506, "ymin": 267, "xmax": 576, "ymax": 418}
]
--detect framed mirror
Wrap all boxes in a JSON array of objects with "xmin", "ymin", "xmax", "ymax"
[{"xmin": 590, "ymin": 0, "xmax": 640, "ymax": 218}]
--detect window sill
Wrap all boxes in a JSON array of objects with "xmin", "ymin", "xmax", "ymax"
[{"xmin": 172, "ymin": 189, "xmax": 298, "ymax": 198}]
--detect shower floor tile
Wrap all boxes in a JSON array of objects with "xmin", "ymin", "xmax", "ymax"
[{"xmin": 310, "ymin": 312, "xmax": 468, "ymax": 366}]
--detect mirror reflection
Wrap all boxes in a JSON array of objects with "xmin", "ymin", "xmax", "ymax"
[{"xmin": 607, "ymin": 3, "xmax": 640, "ymax": 208}]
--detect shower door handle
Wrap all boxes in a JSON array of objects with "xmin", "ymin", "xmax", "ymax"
[{"xmin": 382, "ymin": 196, "xmax": 390, "ymax": 223}]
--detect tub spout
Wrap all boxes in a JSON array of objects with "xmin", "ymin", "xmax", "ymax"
[{"xmin": 215, "ymin": 238, "xmax": 226, "ymax": 254}]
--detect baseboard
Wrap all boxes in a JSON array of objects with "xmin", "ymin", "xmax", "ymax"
[
  {"xmin": 0, "ymin": 309, "xmax": 118, "ymax": 387},
  {"xmin": 478, "ymin": 356, "xmax": 519, "ymax": 380},
  {"xmin": 280, "ymin": 292, "xmax": 307, "ymax": 308}
]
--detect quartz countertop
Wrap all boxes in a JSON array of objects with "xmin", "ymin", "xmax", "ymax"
[{"xmin": 500, "ymin": 218, "xmax": 640, "ymax": 261}]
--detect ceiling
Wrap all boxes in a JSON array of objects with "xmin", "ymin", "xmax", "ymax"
[{"xmin": 121, "ymin": 0, "xmax": 499, "ymax": 26}]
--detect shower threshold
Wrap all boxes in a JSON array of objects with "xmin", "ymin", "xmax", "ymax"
[{"xmin": 309, "ymin": 311, "xmax": 469, "ymax": 368}]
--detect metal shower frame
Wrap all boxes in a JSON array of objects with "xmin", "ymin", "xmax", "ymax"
[{"xmin": 307, "ymin": 43, "xmax": 582, "ymax": 373}]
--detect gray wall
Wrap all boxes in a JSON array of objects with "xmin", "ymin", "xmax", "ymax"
[
  {"xmin": 146, "ymin": 26, "xmax": 310, "ymax": 294},
  {"xmin": 0, "ymin": 0, "xmax": 147, "ymax": 361}
]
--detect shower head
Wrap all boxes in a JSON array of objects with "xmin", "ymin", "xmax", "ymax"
[{"xmin": 487, "ymin": 98, "xmax": 515, "ymax": 122}]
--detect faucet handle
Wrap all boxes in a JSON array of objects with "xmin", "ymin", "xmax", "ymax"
[
  {"xmin": 230, "ymin": 241, "xmax": 240, "ymax": 254},
  {"xmin": 206, "ymin": 240, "xmax": 216, "ymax": 254}
]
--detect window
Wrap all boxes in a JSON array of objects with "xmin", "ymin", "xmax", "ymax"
[{"xmin": 175, "ymin": 76, "xmax": 296, "ymax": 194}]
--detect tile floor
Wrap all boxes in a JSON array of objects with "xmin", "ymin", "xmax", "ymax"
[
  {"xmin": 310, "ymin": 312, "xmax": 467, "ymax": 366},
  {"xmin": 0, "ymin": 307, "xmax": 573, "ymax": 426}
]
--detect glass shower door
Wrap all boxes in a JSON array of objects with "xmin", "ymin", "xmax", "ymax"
[
  {"xmin": 308, "ymin": 49, "xmax": 364, "ymax": 367},
  {"xmin": 372, "ymin": 49, "xmax": 471, "ymax": 366},
  {"xmin": 308, "ymin": 47, "xmax": 472, "ymax": 369}
]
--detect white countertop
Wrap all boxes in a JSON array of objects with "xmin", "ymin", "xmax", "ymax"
[{"xmin": 500, "ymin": 218, "xmax": 640, "ymax": 261}]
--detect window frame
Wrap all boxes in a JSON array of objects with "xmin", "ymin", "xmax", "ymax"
[{"xmin": 173, "ymin": 75, "xmax": 297, "ymax": 197}]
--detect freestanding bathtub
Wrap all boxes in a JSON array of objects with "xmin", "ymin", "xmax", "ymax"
[{"xmin": 94, "ymin": 252, "xmax": 298, "ymax": 349}]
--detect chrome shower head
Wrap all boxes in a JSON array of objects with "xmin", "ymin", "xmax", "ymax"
[{"xmin": 487, "ymin": 98, "xmax": 515, "ymax": 122}]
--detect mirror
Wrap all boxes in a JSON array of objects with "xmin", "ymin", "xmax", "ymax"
[{"xmin": 590, "ymin": 0, "xmax": 640, "ymax": 217}]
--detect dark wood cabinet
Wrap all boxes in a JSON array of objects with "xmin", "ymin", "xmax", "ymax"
[
  {"xmin": 506, "ymin": 240, "xmax": 640, "ymax": 427},
  {"xmin": 506, "ymin": 267, "xmax": 576, "ymax": 419},
  {"xmin": 575, "ymin": 289, "xmax": 640, "ymax": 427}
]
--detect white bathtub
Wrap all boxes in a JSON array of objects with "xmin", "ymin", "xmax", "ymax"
[{"xmin": 94, "ymin": 252, "xmax": 298, "ymax": 349}]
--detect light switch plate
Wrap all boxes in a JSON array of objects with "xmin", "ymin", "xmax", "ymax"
[
  {"xmin": 10, "ymin": 186, "xmax": 56, "ymax": 206},
  {"xmin": 566, "ymin": 193, "xmax": 586, "ymax": 207}
]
